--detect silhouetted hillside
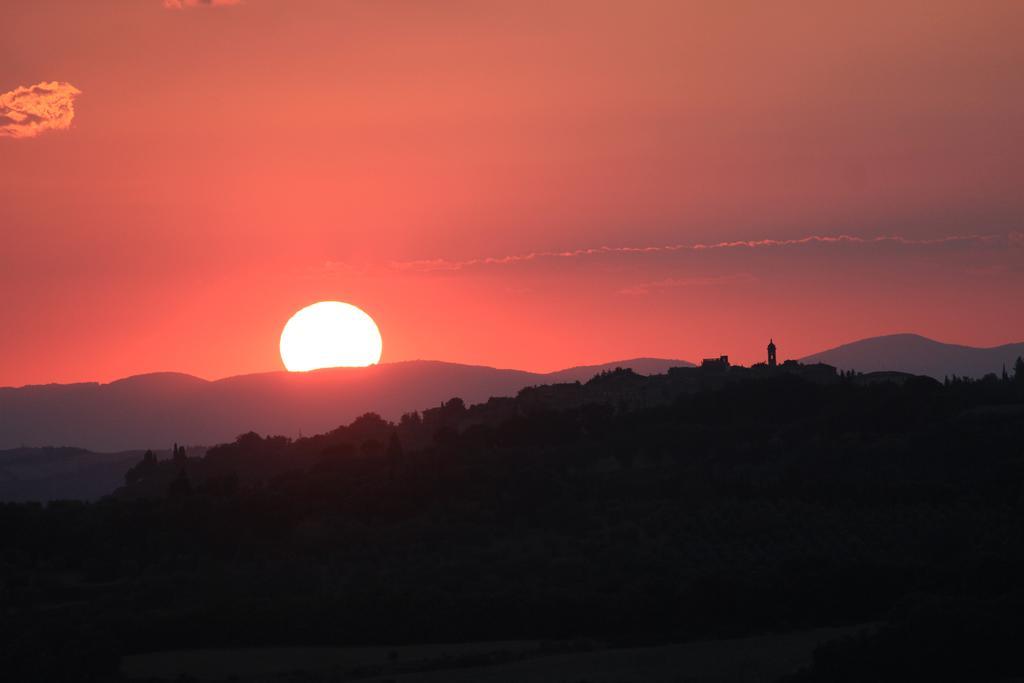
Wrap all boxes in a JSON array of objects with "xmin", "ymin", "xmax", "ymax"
[
  {"xmin": 3, "ymin": 366, "xmax": 1024, "ymax": 680},
  {"xmin": 0, "ymin": 358, "xmax": 690, "ymax": 452},
  {"xmin": 106, "ymin": 360, "xmax": 858, "ymax": 500},
  {"xmin": 801, "ymin": 333, "xmax": 1024, "ymax": 379}
]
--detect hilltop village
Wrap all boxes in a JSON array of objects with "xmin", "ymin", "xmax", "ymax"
[{"xmin": 443, "ymin": 339, "xmax": 847, "ymax": 427}]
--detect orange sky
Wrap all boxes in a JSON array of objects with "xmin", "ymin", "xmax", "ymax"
[{"xmin": 2, "ymin": 0, "xmax": 1023, "ymax": 386}]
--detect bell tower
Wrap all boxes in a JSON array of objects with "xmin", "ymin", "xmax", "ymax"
[{"xmin": 767, "ymin": 338, "xmax": 777, "ymax": 368}]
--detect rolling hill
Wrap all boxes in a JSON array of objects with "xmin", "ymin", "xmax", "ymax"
[
  {"xmin": 0, "ymin": 358, "xmax": 690, "ymax": 453},
  {"xmin": 801, "ymin": 333, "xmax": 1024, "ymax": 380},
  {"xmin": 5, "ymin": 333, "xmax": 1022, "ymax": 456}
]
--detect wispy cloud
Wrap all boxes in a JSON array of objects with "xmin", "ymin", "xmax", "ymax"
[
  {"xmin": 163, "ymin": 0, "xmax": 241, "ymax": 9},
  {"xmin": 619, "ymin": 273, "xmax": 758, "ymax": 296},
  {"xmin": 391, "ymin": 233, "xmax": 1002, "ymax": 272},
  {"xmin": 0, "ymin": 81, "xmax": 82, "ymax": 139}
]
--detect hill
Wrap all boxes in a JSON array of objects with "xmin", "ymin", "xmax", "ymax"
[
  {"xmin": 3, "ymin": 371, "xmax": 1024, "ymax": 681},
  {"xmin": 800, "ymin": 333, "xmax": 1024, "ymax": 379},
  {"xmin": 0, "ymin": 358, "xmax": 689, "ymax": 452}
]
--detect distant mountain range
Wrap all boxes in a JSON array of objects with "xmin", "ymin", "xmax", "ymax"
[
  {"xmin": 801, "ymin": 334, "xmax": 1024, "ymax": 380},
  {"xmin": 1, "ymin": 334, "xmax": 1021, "ymax": 459},
  {"xmin": 0, "ymin": 358, "xmax": 689, "ymax": 453}
]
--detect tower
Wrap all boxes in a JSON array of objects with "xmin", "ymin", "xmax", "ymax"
[{"xmin": 767, "ymin": 338, "xmax": 777, "ymax": 368}]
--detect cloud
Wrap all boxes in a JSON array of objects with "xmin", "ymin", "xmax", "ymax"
[
  {"xmin": 0, "ymin": 81, "xmax": 82, "ymax": 139},
  {"xmin": 163, "ymin": 0, "xmax": 241, "ymax": 8},
  {"xmin": 619, "ymin": 273, "xmax": 758, "ymax": 296},
  {"xmin": 391, "ymin": 233, "xmax": 1002, "ymax": 272}
]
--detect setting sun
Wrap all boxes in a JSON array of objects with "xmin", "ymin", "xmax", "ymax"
[{"xmin": 279, "ymin": 301, "xmax": 383, "ymax": 372}]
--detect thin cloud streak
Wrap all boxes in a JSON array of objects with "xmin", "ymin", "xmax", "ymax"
[
  {"xmin": 163, "ymin": 0, "xmax": 241, "ymax": 9},
  {"xmin": 619, "ymin": 273, "xmax": 758, "ymax": 296},
  {"xmin": 0, "ymin": 81, "xmax": 82, "ymax": 139},
  {"xmin": 391, "ymin": 233, "xmax": 1004, "ymax": 273}
]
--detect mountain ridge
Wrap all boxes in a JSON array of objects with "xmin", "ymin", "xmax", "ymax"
[
  {"xmin": 3, "ymin": 333, "xmax": 1023, "ymax": 454},
  {"xmin": 800, "ymin": 333, "xmax": 1024, "ymax": 379},
  {"xmin": 4, "ymin": 359, "xmax": 691, "ymax": 391},
  {"xmin": 0, "ymin": 358, "xmax": 691, "ymax": 452}
]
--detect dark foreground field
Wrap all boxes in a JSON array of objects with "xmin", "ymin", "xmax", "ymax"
[{"xmin": 122, "ymin": 627, "xmax": 859, "ymax": 682}]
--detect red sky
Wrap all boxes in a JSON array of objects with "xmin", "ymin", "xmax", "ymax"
[{"xmin": 2, "ymin": 0, "xmax": 1023, "ymax": 386}]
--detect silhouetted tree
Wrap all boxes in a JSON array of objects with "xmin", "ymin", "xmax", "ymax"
[
  {"xmin": 124, "ymin": 449, "xmax": 158, "ymax": 485},
  {"xmin": 386, "ymin": 431, "xmax": 403, "ymax": 478},
  {"xmin": 235, "ymin": 431, "xmax": 264, "ymax": 450},
  {"xmin": 172, "ymin": 442, "xmax": 187, "ymax": 466},
  {"xmin": 167, "ymin": 468, "xmax": 192, "ymax": 498},
  {"xmin": 200, "ymin": 473, "xmax": 238, "ymax": 497},
  {"xmin": 322, "ymin": 442, "xmax": 355, "ymax": 459},
  {"xmin": 361, "ymin": 438, "xmax": 383, "ymax": 457},
  {"xmin": 432, "ymin": 425, "xmax": 459, "ymax": 448}
]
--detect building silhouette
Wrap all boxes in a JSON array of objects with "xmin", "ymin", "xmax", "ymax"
[
  {"xmin": 683, "ymin": 339, "xmax": 837, "ymax": 385},
  {"xmin": 700, "ymin": 355, "xmax": 730, "ymax": 371}
]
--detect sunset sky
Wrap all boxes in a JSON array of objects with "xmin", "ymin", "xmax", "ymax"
[{"xmin": 2, "ymin": 0, "xmax": 1023, "ymax": 386}]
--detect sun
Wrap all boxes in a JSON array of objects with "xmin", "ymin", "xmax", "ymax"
[{"xmin": 280, "ymin": 301, "xmax": 383, "ymax": 372}]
